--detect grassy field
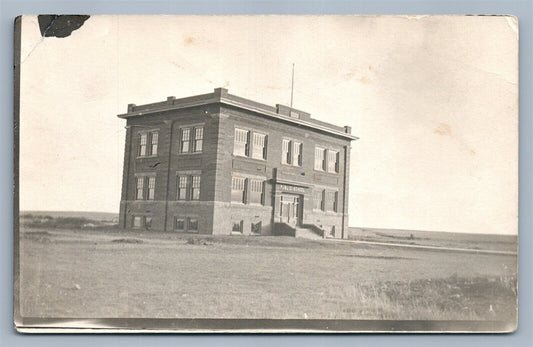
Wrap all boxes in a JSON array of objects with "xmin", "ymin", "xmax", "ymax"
[
  {"xmin": 347, "ymin": 227, "xmax": 517, "ymax": 252},
  {"xmin": 20, "ymin": 211, "xmax": 119, "ymax": 222},
  {"xmin": 18, "ymin": 223, "xmax": 517, "ymax": 322}
]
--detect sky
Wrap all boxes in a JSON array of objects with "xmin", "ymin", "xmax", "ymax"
[{"xmin": 19, "ymin": 15, "xmax": 518, "ymax": 235}]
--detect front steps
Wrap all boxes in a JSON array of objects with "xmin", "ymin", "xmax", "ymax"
[
  {"xmin": 273, "ymin": 223, "xmax": 325, "ymax": 240},
  {"xmin": 295, "ymin": 227, "xmax": 324, "ymax": 240}
]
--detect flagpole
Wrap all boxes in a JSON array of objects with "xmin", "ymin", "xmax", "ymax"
[{"xmin": 290, "ymin": 63, "xmax": 295, "ymax": 108}]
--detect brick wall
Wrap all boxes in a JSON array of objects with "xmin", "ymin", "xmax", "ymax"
[
  {"xmin": 119, "ymin": 105, "xmax": 221, "ymax": 232},
  {"xmin": 212, "ymin": 105, "xmax": 350, "ymax": 236},
  {"xmin": 119, "ymin": 98, "xmax": 353, "ymax": 237}
]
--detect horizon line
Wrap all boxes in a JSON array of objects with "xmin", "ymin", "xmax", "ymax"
[{"xmin": 18, "ymin": 210, "xmax": 517, "ymax": 236}]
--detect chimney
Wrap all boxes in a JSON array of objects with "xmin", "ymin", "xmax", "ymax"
[
  {"xmin": 214, "ymin": 87, "xmax": 228, "ymax": 98},
  {"xmin": 344, "ymin": 126, "xmax": 352, "ymax": 134},
  {"xmin": 127, "ymin": 104, "xmax": 136, "ymax": 112}
]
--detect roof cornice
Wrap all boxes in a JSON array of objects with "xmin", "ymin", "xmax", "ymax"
[{"xmin": 118, "ymin": 91, "xmax": 359, "ymax": 141}]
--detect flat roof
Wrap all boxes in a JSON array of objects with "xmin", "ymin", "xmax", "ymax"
[{"xmin": 118, "ymin": 88, "xmax": 359, "ymax": 141}]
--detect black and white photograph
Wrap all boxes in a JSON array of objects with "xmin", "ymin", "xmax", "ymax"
[{"xmin": 14, "ymin": 15, "xmax": 518, "ymax": 333}]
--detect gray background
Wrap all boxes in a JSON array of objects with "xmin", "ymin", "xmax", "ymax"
[{"xmin": 2, "ymin": 0, "xmax": 531, "ymax": 345}]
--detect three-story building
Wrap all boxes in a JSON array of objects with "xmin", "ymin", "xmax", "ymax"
[{"xmin": 118, "ymin": 88, "xmax": 357, "ymax": 238}]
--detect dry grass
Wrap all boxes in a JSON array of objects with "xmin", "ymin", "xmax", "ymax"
[
  {"xmin": 327, "ymin": 275, "xmax": 517, "ymax": 320},
  {"xmin": 18, "ymin": 227, "xmax": 517, "ymax": 321}
]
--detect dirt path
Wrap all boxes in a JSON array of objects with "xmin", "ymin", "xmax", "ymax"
[{"xmin": 327, "ymin": 238, "xmax": 517, "ymax": 256}]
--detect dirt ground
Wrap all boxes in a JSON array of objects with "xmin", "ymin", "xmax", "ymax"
[{"xmin": 17, "ymin": 228, "xmax": 517, "ymax": 321}]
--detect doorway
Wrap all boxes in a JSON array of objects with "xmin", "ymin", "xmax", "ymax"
[{"xmin": 279, "ymin": 194, "xmax": 302, "ymax": 226}]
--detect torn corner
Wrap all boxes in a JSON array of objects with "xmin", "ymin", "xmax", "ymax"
[
  {"xmin": 504, "ymin": 15, "xmax": 519, "ymax": 37},
  {"xmin": 38, "ymin": 15, "xmax": 90, "ymax": 38}
]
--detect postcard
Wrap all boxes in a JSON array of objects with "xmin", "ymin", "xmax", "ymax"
[{"xmin": 14, "ymin": 15, "xmax": 518, "ymax": 333}]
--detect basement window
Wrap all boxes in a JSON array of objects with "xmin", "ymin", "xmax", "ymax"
[
  {"xmin": 175, "ymin": 218, "xmax": 185, "ymax": 231},
  {"xmin": 188, "ymin": 218, "xmax": 198, "ymax": 232},
  {"xmin": 232, "ymin": 220, "xmax": 243, "ymax": 234},
  {"xmin": 133, "ymin": 216, "xmax": 142, "ymax": 228},
  {"xmin": 251, "ymin": 221, "xmax": 262, "ymax": 235}
]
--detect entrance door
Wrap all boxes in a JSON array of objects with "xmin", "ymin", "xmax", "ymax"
[{"xmin": 279, "ymin": 194, "xmax": 301, "ymax": 226}]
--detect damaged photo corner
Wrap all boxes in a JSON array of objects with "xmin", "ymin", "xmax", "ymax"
[{"xmin": 14, "ymin": 14, "xmax": 519, "ymax": 333}]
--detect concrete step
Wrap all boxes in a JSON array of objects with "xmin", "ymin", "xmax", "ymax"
[{"xmin": 295, "ymin": 227, "xmax": 324, "ymax": 240}]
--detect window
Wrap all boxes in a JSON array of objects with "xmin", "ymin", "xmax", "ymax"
[
  {"xmin": 176, "ymin": 174, "xmax": 201, "ymax": 201},
  {"xmin": 313, "ymin": 148, "xmax": 339, "ymax": 173},
  {"xmin": 133, "ymin": 216, "xmax": 152, "ymax": 229},
  {"xmin": 333, "ymin": 191, "xmax": 338, "ymax": 212},
  {"xmin": 252, "ymin": 133, "xmax": 267, "ymax": 160},
  {"xmin": 313, "ymin": 189, "xmax": 325, "ymax": 210},
  {"xmin": 251, "ymin": 221, "xmax": 262, "ymax": 234},
  {"xmin": 138, "ymin": 131, "xmax": 159, "ymax": 157},
  {"xmin": 231, "ymin": 176, "xmax": 264, "ymax": 204},
  {"xmin": 231, "ymin": 176, "xmax": 246, "ymax": 203},
  {"xmin": 249, "ymin": 179, "xmax": 264, "ymax": 205},
  {"xmin": 194, "ymin": 127, "xmax": 204, "ymax": 152},
  {"xmin": 328, "ymin": 150, "xmax": 339, "ymax": 173},
  {"xmin": 150, "ymin": 132, "xmax": 158, "ymax": 155},
  {"xmin": 188, "ymin": 218, "xmax": 198, "ymax": 232},
  {"xmin": 177, "ymin": 176, "xmax": 188, "ymax": 200},
  {"xmin": 234, "ymin": 128, "xmax": 267, "ymax": 159},
  {"xmin": 133, "ymin": 216, "xmax": 142, "ymax": 228},
  {"xmin": 136, "ymin": 177, "xmax": 144, "ymax": 200},
  {"xmin": 282, "ymin": 139, "xmax": 302, "ymax": 166},
  {"xmin": 179, "ymin": 126, "xmax": 204, "ymax": 153},
  {"xmin": 174, "ymin": 217, "xmax": 198, "ymax": 232},
  {"xmin": 147, "ymin": 177, "xmax": 156, "ymax": 200},
  {"xmin": 232, "ymin": 220, "xmax": 243, "ymax": 233},
  {"xmin": 174, "ymin": 218, "xmax": 185, "ymax": 231},
  {"xmin": 136, "ymin": 176, "xmax": 156, "ymax": 200},
  {"xmin": 315, "ymin": 147, "xmax": 326, "ymax": 171},
  {"xmin": 326, "ymin": 191, "xmax": 338, "ymax": 211},
  {"xmin": 139, "ymin": 134, "xmax": 148, "ymax": 156},
  {"xmin": 292, "ymin": 142, "xmax": 302, "ymax": 166},
  {"xmin": 282, "ymin": 139, "xmax": 291, "ymax": 164},
  {"xmin": 191, "ymin": 175, "xmax": 201, "ymax": 200},
  {"xmin": 180, "ymin": 128, "xmax": 190, "ymax": 153},
  {"xmin": 234, "ymin": 128, "xmax": 250, "ymax": 157}
]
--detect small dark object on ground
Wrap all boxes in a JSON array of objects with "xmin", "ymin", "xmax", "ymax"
[
  {"xmin": 111, "ymin": 238, "xmax": 143, "ymax": 244},
  {"xmin": 186, "ymin": 237, "xmax": 212, "ymax": 246}
]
